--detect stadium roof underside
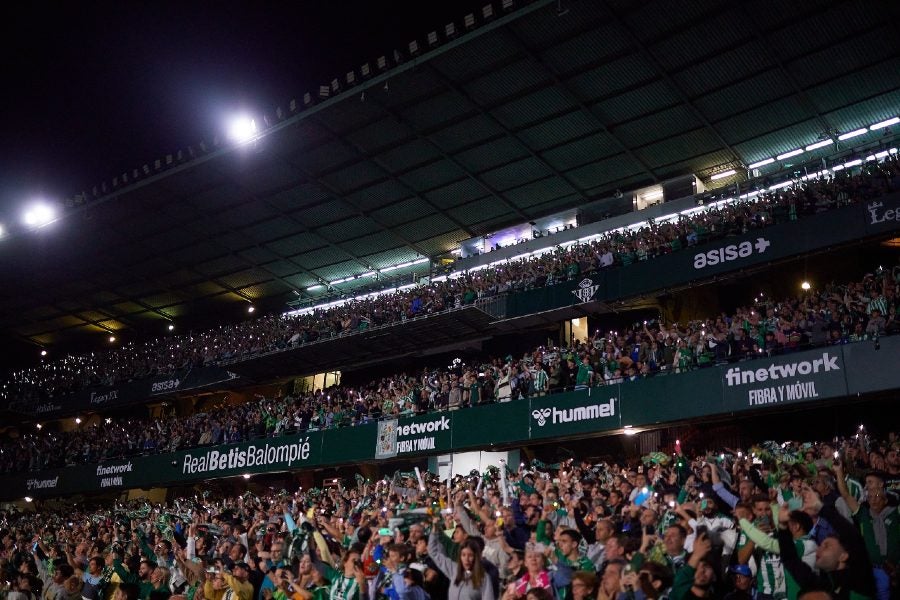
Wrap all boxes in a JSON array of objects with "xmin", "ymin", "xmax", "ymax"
[{"xmin": 3, "ymin": 0, "xmax": 899, "ymax": 349}]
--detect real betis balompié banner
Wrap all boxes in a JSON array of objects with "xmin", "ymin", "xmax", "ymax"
[{"xmin": 719, "ymin": 347, "xmax": 848, "ymax": 412}]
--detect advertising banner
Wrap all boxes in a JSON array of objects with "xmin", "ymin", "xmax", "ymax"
[
  {"xmin": 862, "ymin": 194, "xmax": 900, "ymax": 235},
  {"xmin": 719, "ymin": 348, "xmax": 848, "ymax": 412},
  {"xmin": 387, "ymin": 413, "xmax": 454, "ymax": 457},
  {"xmin": 529, "ymin": 388, "xmax": 621, "ymax": 440}
]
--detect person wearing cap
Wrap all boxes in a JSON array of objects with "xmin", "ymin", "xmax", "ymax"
[
  {"xmin": 723, "ymin": 564, "xmax": 757, "ymax": 600},
  {"xmin": 218, "ymin": 563, "xmax": 253, "ymax": 600}
]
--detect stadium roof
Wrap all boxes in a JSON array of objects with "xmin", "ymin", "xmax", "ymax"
[{"xmin": 2, "ymin": 0, "xmax": 898, "ymax": 355}]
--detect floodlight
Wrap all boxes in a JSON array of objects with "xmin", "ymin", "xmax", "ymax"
[
  {"xmin": 247, "ymin": 305, "xmax": 255, "ymax": 313},
  {"xmin": 801, "ymin": 281, "xmax": 811, "ymax": 290},
  {"xmin": 227, "ymin": 116, "xmax": 258, "ymax": 143},
  {"xmin": 75, "ymin": 417, "xmax": 82, "ymax": 424},
  {"xmin": 108, "ymin": 335, "xmax": 116, "ymax": 343},
  {"xmin": 870, "ymin": 116, "xmax": 899, "ymax": 130},
  {"xmin": 805, "ymin": 139, "xmax": 833, "ymax": 151},
  {"xmin": 748, "ymin": 158, "xmax": 774, "ymax": 169},
  {"xmin": 40, "ymin": 349, "xmax": 47, "ymax": 356},
  {"xmin": 168, "ymin": 324, "xmax": 175, "ymax": 331},
  {"xmin": 242, "ymin": 474, "xmax": 251, "ymax": 480},
  {"xmin": 36, "ymin": 423, "xmax": 42, "ymax": 430},
  {"xmin": 776, "ymin": 148, "xmax": 803, "ymax": 160},
  {"xmin": 710, "ymin": 169, "xmax": 736, "ymax": 180},
  {"xmin": 23, "ymin": 203, "xmax": 56, "ymax": 227},
  {"xmin": 24, "ymin": 496, "xmax": 33, "ymax": 503},
  {"xmin": 838, "ymin": 128, "xmax": 867, "ymax": 141}
]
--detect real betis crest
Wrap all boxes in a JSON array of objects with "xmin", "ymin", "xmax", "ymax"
[{"xmin": 572, "ymin": 278, "xmax": 600, "ymax": 303}]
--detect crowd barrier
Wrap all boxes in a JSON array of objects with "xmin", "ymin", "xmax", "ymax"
[{"xmin": 5, "ymin": 335, "xmax": 898, "ymax": 501}]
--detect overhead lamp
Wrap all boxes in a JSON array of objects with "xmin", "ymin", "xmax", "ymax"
[
  {"xmin": 838, "ymin": 128, "xmax": 867, "ymax": 141},
  {"xmin": 801, "ymin": 281, "xmax": 811, "ymax": 290},
  {"xmin": 805, "ymin": 139, "xmax": 833, "ymax": 151},
  {"xmin": 108, "ymin": 335, "xmax": 116, "ymax": 343},
  {"xmin": 24, "ymin": 496, "xmax": 33, "ymax": 503},
  {"xmin": 227, "ymin": 116, "xmax": 258, "ymax": 143},
  {"xmin": 870, "ymin": 116, "xmax": 899, "ymax": 130},
  {"xmin": 36, "ymin": 423, "xmax": 42, "ymax": 430},
  {"xmin": 40, "ymin": 349, "xmax": 47, "ymax": 356},
  {"xmin": 748, "ymin": 158, "xmax": 774, "ymax": 169},
  {"xmin": 75, "ymin": 417, "xmax": 82, "ymax": 424},
  {"xmin": 710, "ymin": 169, "xmax": 736, "ymax": 181},
  {"xmin": 105, "ymin": 418, "xmax": 112, "ymax": 424},
  {"xmin": 307, "ymin": 284, "xmax": 324, "ymax": 291},
  {"xmin": 776, "ymin": 148, "xmax": 803, "ymax": 160},
  {"xmin": 247, "ymin": 305, "xmax": 255, "ymax": 313},
  {"xmin": 242, "ymin": 474, "xmax": 251, "ymax": 480},
  {"xmin": 23, "ymin": 203, "xmax": 56, "ymax": 227},
  {"xmin": 623, "ymin": 426, "xmax": 637, "ymax": 436},
  {"xmin": 168, "ymin": 324, "xmax": 175, "ymax": 331}
]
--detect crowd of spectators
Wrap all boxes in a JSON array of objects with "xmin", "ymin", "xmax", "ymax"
[
  {"xmin": 3, "ymin": 156, "xmax": 900, "ymax": 405},
  {"xmin": 2, "ymin": 430, "xmax": 899, "ymax": 600},
  {"xmin": 1, "ymin": 263, "xmax": 897, "ymax": 475}
]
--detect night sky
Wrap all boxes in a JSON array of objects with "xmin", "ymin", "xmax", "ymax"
[{"xmin": 1, "ymin": 1, "xmax": 487, "ymax": 221}]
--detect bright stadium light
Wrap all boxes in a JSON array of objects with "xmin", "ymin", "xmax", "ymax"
[
  {"xmin": 748, "ymin": 158, "xmax": 774, "ymax": 169},
  {"xmin": 805, "ymin": 139, "xmax": 833, "ymax": 151},
  {"xmin": 23, "ymin": 203, "xmax": 56, "ymax": 228},
  {"xmin": 870, "ymin": 116, "xmax": 899, "ymax": 130},
  {"xmin": 838, "ymin": 128, "xmax": 867, "ymax": 141},
  {"xmin": 710, "ymin": 169, "xmax": 736, "ymax": 180},
  {"xmin": 776, "ymin": 148, "xmax": 803, "ymax": 160},
  {"xmin": 227, "ymin": 115, "xmax": 258, "ymax": 143}
]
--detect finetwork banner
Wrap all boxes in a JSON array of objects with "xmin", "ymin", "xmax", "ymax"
[{"xmin": 719, "ymin": 348, "xmax": 848, "ymax": 411}]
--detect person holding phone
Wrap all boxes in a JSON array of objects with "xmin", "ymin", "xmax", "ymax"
[{"xmin": 428, "ymin": 518, "xmax": 494, "ymax": 600}]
